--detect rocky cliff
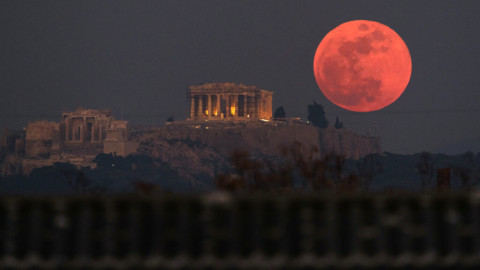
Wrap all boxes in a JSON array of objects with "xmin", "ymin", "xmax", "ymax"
[
  {"xmin": 137, "ymin": 122, "xmax": 381, "ymax": 160},
  {"xmin": 133, "ymin": 121, "xmax": 381, "ymax": 185}
]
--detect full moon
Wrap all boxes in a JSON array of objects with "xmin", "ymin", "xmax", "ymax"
[{"xmin": 313, "ymin": 20, "xmax": 412, "ymax": 112}]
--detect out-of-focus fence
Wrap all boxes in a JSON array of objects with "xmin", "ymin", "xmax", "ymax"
[{"xmin": 0, "ymin": 193, "xmax": 479, "ymax": 269}]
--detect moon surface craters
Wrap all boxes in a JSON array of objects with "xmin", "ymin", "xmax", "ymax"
[{"xmin": 313, "ymin": 20, "xmax": 411, "ymax": 112}]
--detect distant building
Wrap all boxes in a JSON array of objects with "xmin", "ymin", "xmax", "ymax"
[
  {"xmin": 187, "ymin": 82, "xmax": 273, "ymax": 121},
  {"xmin": 0, "ymin": 107, "xmax": 140, "ymax": 175},
  {"xmin": 23, "ymin": 108, "xmax": 134, "ymax": 159}
]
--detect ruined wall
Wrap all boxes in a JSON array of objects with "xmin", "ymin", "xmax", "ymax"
[
  {"xmin": 25, "ymin": 121, "xmax": 61, "ymax": 158},
  {"xmin": 105, "ymin": 121, "xmax": 128, "ymax": 141},
  {"xmin": 1, "ymin": 130, "xmax": 24, "ymax": 154},
  {"xmin": 1, "ymin": 130, "xmax": 16, "ymax": 151},
  {"xmin": 104, "ymin": 141, "xmax": 139, "ymax": 156},
  {"xmin": 103, "ymin": 120, "xmax": 138, "ymax": 156}
]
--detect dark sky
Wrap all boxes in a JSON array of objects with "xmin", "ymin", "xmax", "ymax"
[{"xmin": 1, "ymin": 0, "xmax": 479, "ymax": 154}]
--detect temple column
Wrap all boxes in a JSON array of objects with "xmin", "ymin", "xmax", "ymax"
[
  {"xmin": 240, "ymin": 93, "xmax": 245, "ymax": 117},
  {"xmin": 198, "ymin": 95, "xmax": 203, "ymax": 118},
  {"xmin": 220, "ymin": 95, "xmax": 225, "ymax": 118},
  {"xmin": 255, "ymin": 94, "xmax": 260, "ymax": 118},
  {"xmin": 91, "ymin": 122, "xmax": 96, "ymax": 143},
  {"xmin": 190, "ymin": 95, "xmax": 195, "ymax": 118},
  {"xmin": 216, "ymin": 95, "xmax": 220, "ymax": 117},
  {"xmin": 267, "ymin": 94, "xmax": 273, "ymax": 119},
  {"xmin": 92, "ymin": 123, "xmax": 96, "ymax": 142},
  {"xmin": 81, "ymin": 118, "xmax": 86, "ymax": 142},
  {"xmin": 234, "ymin": 95, "xmax": 239, "ymax": 117},
  {"xmin": 207, "ymin": 96, "xmax": 210, "ymax": 116},
  {"xmin": 65, "ymin": 118, "xmax": 70, "ymax": 142}
]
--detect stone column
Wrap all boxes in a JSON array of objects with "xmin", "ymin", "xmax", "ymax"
[
  {"xmin": 190, "ymin": 95, "xmax": 195, "ymax": 118},
  {"xmin": 220, "ymin": 95, "xmax": 225, "ymax": 118},
  {"xmin": 198, "ymin": 95, "xmax": 203, "ymax": 118},
  {"xmin": 92, "ymin": 123, "xmax": 96, "ymax": 142},
  {"xmin": 240, "ymin": 93, "xmax": 246, "ymax": 117},
  {"xmin": 216, "ymin": 94, "xmax": 220, "ymax": 117},
  {"xmin": 267, "ymin": 94, "xmax": 273, "ymax": 119},
  {"xmin": 91, "ymin": 122, "xmax": 96, "ymax": 143},
  {"xmin": 81, "ymin": 117, "xmax": 86, "ymax": 142},
  {"xmin": 255, "ymin": 94, "xmax": 260, "ymax": 118},
  {"xmin": 234, "ymin": 95, "xmax": 239, "ymax": 117},
  {"xmin": 65, "ymin": 118, "xmax": 70, "ymax": 142},
  {"xmin": 207, "ymin": 95, "xmax": 212, "ymax": 117}
]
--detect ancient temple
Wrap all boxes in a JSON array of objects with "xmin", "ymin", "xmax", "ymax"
[
  {"xmin": 24, "ymin": 108, "xmax": 132, "ymax": 158},
  {"xmin": 62, "ymin": 108, "xmax": 130, "ymax": 155},
  {"xmin": 187, "ymin": 82, "xmax": 273, "ymax": 121},
  {"xmin": 63, "ymin": 108, "xmax": 115, "ymax": 144}
]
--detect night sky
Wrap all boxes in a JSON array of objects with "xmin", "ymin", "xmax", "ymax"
[{"xmin": 1, "ymin": 0, "xmax": 479, "ymax": 154}]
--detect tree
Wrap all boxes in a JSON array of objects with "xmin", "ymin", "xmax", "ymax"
[
  {"xmin": 167, "ymin": 116, "xmax": 174, "ymax": 122},
  {"xmin": 273, "ymin": 106, "xmax": 286, "ymax": 118},
  {"xmin": 334, "ymin": 116, "xmax": 344, "ymax": 129},
  {"xmin": 307, "ymin": 101, "xmax": 329, "ymax": 128},
  {"xmin": 29, "ymin": 162, "xmax": 99, "ymax": 194},
  {"xmin": 453, "ymin": 151, "xmax": 480, "ymax": 189},
  {"xmin": 94, "ymin": 153, "xmax": 130, "ymax": 170}
]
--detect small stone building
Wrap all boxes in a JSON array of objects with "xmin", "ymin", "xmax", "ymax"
[
  {"xmin": 24, "ymin": 108, "xmax": 135, "ymax": 158},
  {"xmin": 63, "ymin": 108, "xmax": 114, "ymax": 144},
  {"xmin": 187, "ymin": 82, "xmax": 273, "ymax": 121},
  {"xmin": 25, "ymin": 121, "xmax": 61, "ymax": 157}
]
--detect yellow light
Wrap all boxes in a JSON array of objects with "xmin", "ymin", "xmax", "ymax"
[
  {"xmin": 230, "ymin": 106, "xmax": 236, "ymax": 115},
  {"xmin": 205, "ymin": 110, "xmax": 209, "ymax": 115},
  {"xmin": 213, "ymin": 110, "xmax": 217, "ymax": 116}
]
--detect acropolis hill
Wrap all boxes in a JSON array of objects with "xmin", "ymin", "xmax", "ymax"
[{"xmin": 1, "ymin": 82, "xmax": 381, "ymax": 178}]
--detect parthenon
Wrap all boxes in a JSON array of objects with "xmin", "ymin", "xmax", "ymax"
[{"xmin": 187, "ymin": 82, "xmax": 273, "ymax": 121}]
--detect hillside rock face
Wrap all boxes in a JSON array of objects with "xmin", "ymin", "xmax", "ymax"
[
  {"xmin": 133, "ymin": 122, "xmax": 381, "ymax": 184},
  {"xmin": 138, "ymin": 123, "xmax": 381, "ymax": 160},
  {"xmin": 137, "ymin": 137, "xmax": 229, "ymax": 187}
]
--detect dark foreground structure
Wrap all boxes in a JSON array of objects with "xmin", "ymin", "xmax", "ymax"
[{"xmin": 1, "ymin": 193, "xmax": 479, "ymax": 269}]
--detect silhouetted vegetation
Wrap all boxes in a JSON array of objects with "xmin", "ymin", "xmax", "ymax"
[
  {"xmin": 3, "ymin": 146, "xmax": 480, "ymax": 194},
  {"xmin": 307, "ymin": 101, "xmax": 328, "ymax": 128},
  {"xmin": 273, "ymin": 106, "xmax": 286, "ymax": 118},
  {"xmin": 453, "ymin": 151, "xmax": 480, "ymax": 190},
  {"xmin": 94, "ymin": 153, "xmax": 130, "ymax": 171},
  {"xmin": 334, "ymin": 116, "xmax": 344, "ymax": 129},
  {"xmin": 215, "ymin": 142, "xmax": 362, "ymax": 193},
  {"xmin": 29, "ymin": 162, "xmax": 102, "ymax": 194}
]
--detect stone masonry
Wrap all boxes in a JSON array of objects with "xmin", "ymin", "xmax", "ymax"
[{"xmin": 187, "ymin": 82, "xmax": 273, "ymax": 121}]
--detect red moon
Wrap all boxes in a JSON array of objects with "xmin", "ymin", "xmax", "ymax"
[{"xmin": 313, "ymin": 20, "xmax": 412, "ymax": 112}]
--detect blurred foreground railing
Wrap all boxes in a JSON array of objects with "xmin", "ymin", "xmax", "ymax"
[{"xmin": 0, "ymin": 192, "xmax": 480, "ymax": 269}]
